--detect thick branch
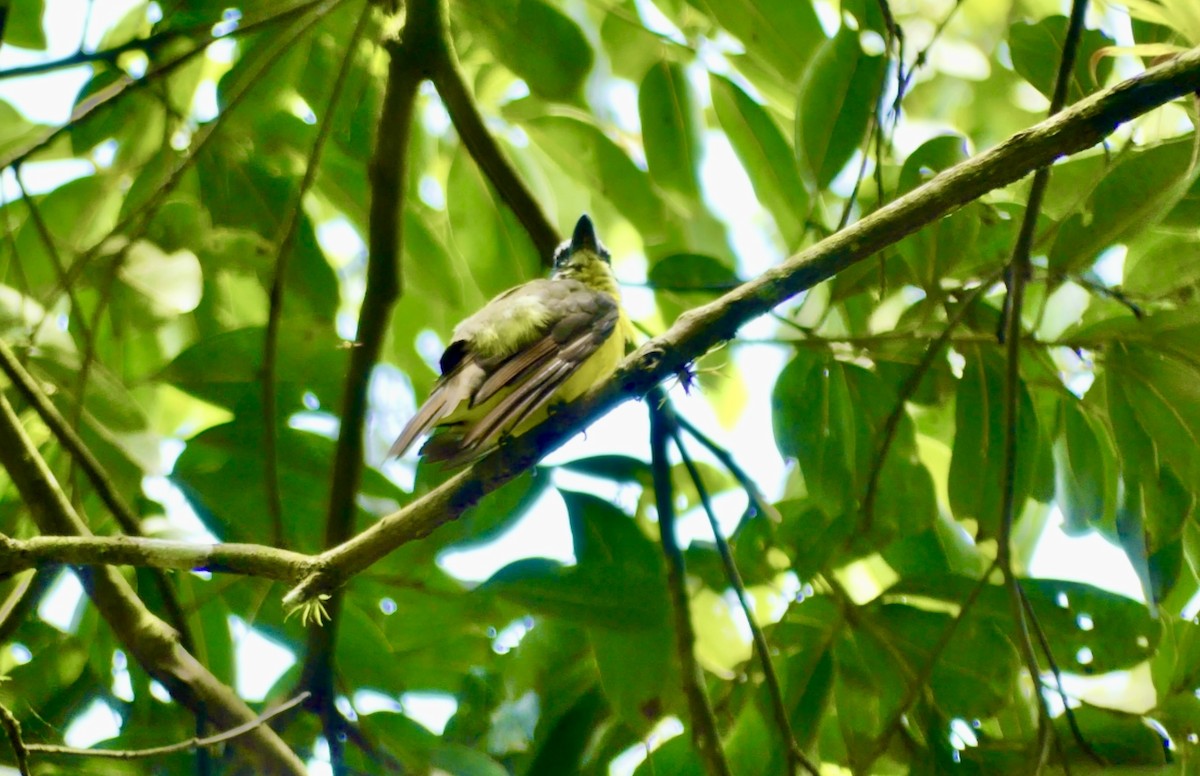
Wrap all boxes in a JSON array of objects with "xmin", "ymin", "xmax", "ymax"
[
  {"xmin": 284, "ymin": 46, "xmax": 1200, "ymax": 607},
  {"xmin": 0, "ymin": 534, "xmax": 316, "ymax": 580},
  {"xmin": 0, "ymin": 394, "xmax": 307, "ymax": 775},
  {"xmin": 303, "ymin": 8, "xmax": 425, "ymax": 766}
]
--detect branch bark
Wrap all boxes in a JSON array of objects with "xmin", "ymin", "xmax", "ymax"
[{"xmin": 0, "ymin": 534, "xmax": 315, "ymax": 580}]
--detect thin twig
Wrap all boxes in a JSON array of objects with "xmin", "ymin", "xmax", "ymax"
[
  {"xmin": 12, "ymin": 168, "xmax": 93, "ymax": 346},
  {"xmin": 648, "ymin": 392, "xmax": 733, "ymax": 776},
  {"xmin": 0, "ymin": 0, "xmax": 328, "ymax": 171},
  {"xmin": 1049, "ymin": 271, "xmax": 1144, "ymax": 318},
  {"xmin": 263, "ymin": 0, "xmax": 372, "ymax": 548},
  {"xmin": 0, "ymin": 18, "xmax": 217, "ymax": 81},
  {"xmin": 674, "ymin": 414, "xmax": 782, "ymax": 524},
  {"xmin": 665, "ymin": 407, "xmax": 818, "ymax": 776},
  {"xmin": 24, "ymin": 692, "xmax": 310, "ymax": 761},
  {"xmin": 0, "ymin": 702, "xmax": 30, "ymax": 776},
  {"xmin": 998, "ymin": 1, "xmax": 1090, "ymax": 771}
]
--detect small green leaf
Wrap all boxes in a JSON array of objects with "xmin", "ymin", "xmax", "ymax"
[
  {"xmin": 694, "ymin": 0, "xmax": 825, "ymax": 83},
  {"xmin": 117, "ymin": 241, "xmax": 203, "ymax": 315},
  {"xmin": 7, "ymin": 0, "xmax": 48, "ymax": 49},
  {"xmin": 0, "ymin": 100, "xmax": 49, "ymax": 160},
  {"xmin": 890, "ymin": 576, "xmax": 1161, "ymax": 674},
  {"xmin": 1054, "ymin": 399, "xmax": 1118, "ymax": 534},
  {"xmin": 559, "ymin": 455, "xmax": 650, "ymax": 485},
  {"xmin": 639, "ymin": 60, "xmax": 704, "ymax": 199},
  {"xmin": 795, "ymin": 27, "xmax": 886, "ymax": 190},
  {"xmin": 600, "ymin": 1, "xmax": 662, "ymax": 82},
  {"xmin": 948, "ymin": 348, "xmax": 1040, "ymax": 536},
  {"xmin": 896, "ymin": 135, "xmax": 982, "ymax": 287},
  {"xmin": 523, "ymin": 114, "xmax": 668, "ymax": 241},
  {"xmin": 772, "ymin": 351, "xmax": 857, "ymax": 514},
  {"xmin": 1108, "ymin": 344, "xmax": 1200, "ymax": 488},
  {"xmin": 447, "ymin": 147, "xmax": 543, "ymax": 296}
]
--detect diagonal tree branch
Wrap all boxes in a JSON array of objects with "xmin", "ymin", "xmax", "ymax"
[
  {"xmin": 427, "ymin": 0, "xmax": 559, "ymax": 260},
  {"xmin": 282, "ymin": 45, "xmax": 1200, "ymax": 609},
  {"xmin": 0, "ymin": 393, "xmax": 308, "ymax": 775},
  {"xmin": 7, "ymin": 46, "xmax": 1199, "ymax": 626}
]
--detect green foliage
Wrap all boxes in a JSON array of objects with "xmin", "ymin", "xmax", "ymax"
[{"xmin": 1, "ymin": 0, "xmax": 1199, "ymax": 774}]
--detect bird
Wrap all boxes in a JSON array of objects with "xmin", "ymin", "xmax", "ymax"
[{"xmin": 389, "ymin": 214, "xmax": 632, "ymax": 466}]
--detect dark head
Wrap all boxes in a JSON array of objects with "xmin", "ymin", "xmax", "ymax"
[
  {"xmin": 553, "ymin": 214, "xmax": 611, "ymax": 270},
  {"xmin": 550, "ymin": 215, "xmax": 618, "ymax": 294}
]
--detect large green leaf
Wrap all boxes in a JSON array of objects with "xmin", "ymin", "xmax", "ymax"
[
  {"xmin": 691, "ymin": 0, "xmax": 825, "ymax": 83},
  {"xmin": 889, "ymin": 576, "xmax": 1161, "ymax": 674},
  {"xmin": 895, "ymin": 135, "xmax": 982, "ymax": 288},
  {"xmin": 1049, "ymin": 138, "xmax": 1200, "ymax": 272},
  {"xmin": 709, "ymin": 74, "xmax": 809, "ymax": 247},
  {"xmin": 6, "ymin": 0, "xmax": 47, "ymax": 49},
  {"xmin": 447, "ymin": 146, "xmax": 543, "ymax": 296},
  {"xmin": 522, "ymin": 115, "xmax": 668, "ymax": 241},
  {"xmin": 772, "ymin": 350, "xmax": 857, "ymax": 514},
  {"xmin": 795, "ymin": 27, "xmax": 886, "ymax": 190},
  {"xmin": 1054, "ymin": 399, "xmax": 1119, "ymax": 535},
  {"xmin": 453, "ymin": 0, "xmax": 593, "ymax": 103}
]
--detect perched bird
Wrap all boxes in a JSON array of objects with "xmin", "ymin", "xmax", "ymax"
[{"xmin": 389, "ymin": 214, "xmax": 632, "ymax": 466}]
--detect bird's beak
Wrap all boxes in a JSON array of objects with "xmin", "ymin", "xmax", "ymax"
[{"xmin": 571, "ymin": 214, "xmax": 599, "ymax": 253}]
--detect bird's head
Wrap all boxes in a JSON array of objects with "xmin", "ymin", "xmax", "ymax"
[{"xmin": 552, "ymin": 215, "xmax": 615, "ymax": 292}]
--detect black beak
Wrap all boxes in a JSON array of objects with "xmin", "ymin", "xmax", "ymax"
[{"xmin": 570, "ymin": 214, "xmax": 598, "ymax": 253}]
